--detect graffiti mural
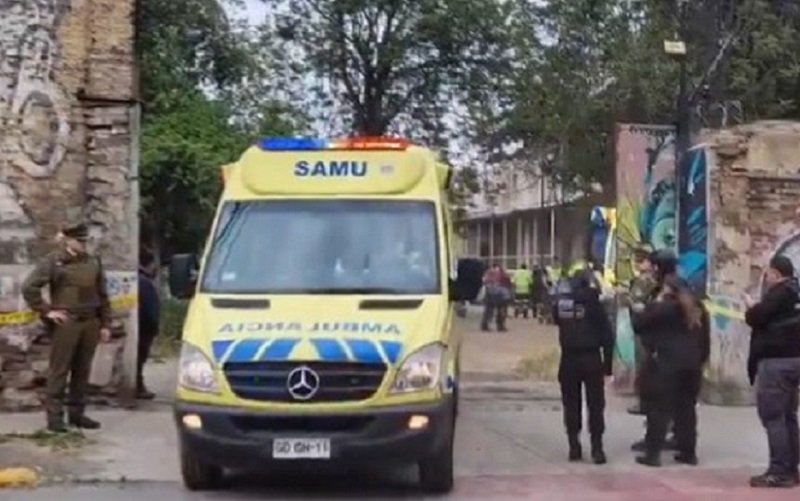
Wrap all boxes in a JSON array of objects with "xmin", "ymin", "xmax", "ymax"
[
  {"xmin": 613, "ymin": 124, "xmax": 676, "ymax": 391},
  {"xmin": 677, "ymin": 146, "xmax": 709, "ymax": 296},
  {"xmin": 0, "ymin": 0, "xmax": 71, "ymax": 265},
  {"xmin": 0, "ymin": 0, "xmax": 71, "ymax": 177}
]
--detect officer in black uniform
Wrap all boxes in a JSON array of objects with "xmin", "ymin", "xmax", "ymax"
[{"xmin": 553, "ymin": 271, "xmax": 615, "ymax": 464}]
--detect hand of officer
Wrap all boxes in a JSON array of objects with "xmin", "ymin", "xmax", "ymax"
[
  {"xmin": 46, "ymin": 310, "xmax": 70, "ymax": 325},
  {"xmin": 100, "ymin": 327, "xmax": 112, "ymax": 343}
]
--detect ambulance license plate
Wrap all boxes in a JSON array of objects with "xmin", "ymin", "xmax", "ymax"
[{"xmin": 272, "ymin": 438, "xmax": 331, "ymax": 459}]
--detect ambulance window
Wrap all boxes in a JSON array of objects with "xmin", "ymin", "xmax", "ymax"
[{"xmin": 201, "ymin": 200, "xmax": 441, "ymax": 294}]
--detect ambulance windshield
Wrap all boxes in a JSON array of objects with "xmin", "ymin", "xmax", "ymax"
[{"xmin": 201, "ymin": 200, "xmax": 440, "ymax": 294}]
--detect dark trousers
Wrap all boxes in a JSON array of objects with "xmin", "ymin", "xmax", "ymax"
[
  {"xmin": 137, "ymin": 326, "xmax": 157, "ymax": 390},
  {"xmin": 559, "ymin": 351, "xmax": 606, "ymax": 437},
  {"xmin": 47, "ymin": 318, "xmax": 100, "ymax": 418},
  {"xmin": 756, "ymin": 358, "xmax": 800, "ymax": 477},
  {"xmin": 644, "ymin": 366, "xmax": 701, "ymax": 456},
  {"xmin": 481, "ymin": 297, "xmax": 507, "ymax": 330}
]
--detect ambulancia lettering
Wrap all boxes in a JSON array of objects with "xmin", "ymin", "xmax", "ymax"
[{"xmin": 217, "ymin": 321, "xmax": 401, "ymax": 335}]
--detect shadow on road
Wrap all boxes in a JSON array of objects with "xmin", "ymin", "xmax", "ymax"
[{"xmin": 195, "ymin": 464, "xmax": 425, "ymax": 499}]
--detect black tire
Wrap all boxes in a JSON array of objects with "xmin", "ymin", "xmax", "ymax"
[
  {"xmin": 418, "ymin": 406, "xmax": 455, "ymax": 494},
  {"xmin": 180, "ymin": 441, "xmax": 223, "ymax": 491}
]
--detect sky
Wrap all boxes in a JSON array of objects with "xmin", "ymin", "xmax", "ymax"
[{"xmin": 232, "ymin": 0, "xmax": 268, "ymax": 25}]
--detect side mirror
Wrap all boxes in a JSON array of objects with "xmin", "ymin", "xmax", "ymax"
[
  {"xmin": 169, "ymin": 254, "xmax": 199, "ymax": 299},
  {"xmin": 449, "ymin": 258, "xmax": 485, "ymax": 302}
]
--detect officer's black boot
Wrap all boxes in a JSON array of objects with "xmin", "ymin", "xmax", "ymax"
[
  {"xmin": 591, "ymin": 435, "xmax": 607, "ymax": 465},
  {"xmin": 568, "ymin": 434, "xmax": 583, "ymax": 461},
  {"xmin": 68, "ymin": 413, "xmax": 101, "ymax": 430},
  {"xmin": 47, "ymin": 413, "xmax": 68, "ymax": 433},
  {"xmin": 635, "ymin": 451, "xmax": 661, "ymax": 467}
]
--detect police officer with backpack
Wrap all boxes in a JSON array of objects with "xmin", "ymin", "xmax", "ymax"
[
  {"xmin": 22, "ymin": 220, "xmax": 112, "ymax": 432},
  {"xmin": 553, "ymin": 271, "xmax": 616, "ymax": 464}
]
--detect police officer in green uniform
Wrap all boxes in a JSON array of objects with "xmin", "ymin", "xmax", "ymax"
[
  {"xmin": 622, "ymin": 246, "xmax": 657, "ymax": 416},
  {"xmin": 22, "ymin": 221, "xmax": 112, "ymax": 432}
]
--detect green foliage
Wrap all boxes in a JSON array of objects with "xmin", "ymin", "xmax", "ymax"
[
  {"xmin": 137, "ymin": 0, "xmax": 300, "ymax": 253},
  {"xmin": 150, "ymin": 297, "xmax": 189, "ymax": 361},
  {"xmin": 263, "ymin": 0, "xmax": 513, "ymax": 140},
  {"xmin": 486, "ymin": 0, "xmax": 800, "ymax": 192}
]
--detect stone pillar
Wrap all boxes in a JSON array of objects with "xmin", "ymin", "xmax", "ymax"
[
  {"xmin": 0, "ymin": 0, "xmax": 138, "ymax": 411},
  {"xmin": 702, "ymin": 122, "xmax": 800, "ymax": 405}
]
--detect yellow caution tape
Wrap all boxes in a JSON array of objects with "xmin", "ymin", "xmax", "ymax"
[
  {"xmin": 0, "ymin": 294, "xmax": 137, "ymax": 327},
  {"xmin": 704, "ymin": 299, "xmax": 746, "ymax": 321}
]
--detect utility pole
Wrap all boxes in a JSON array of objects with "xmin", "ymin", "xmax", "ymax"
[{"xmin": 665, "ymin": 0, "xmax": 690, "ymax": 171}]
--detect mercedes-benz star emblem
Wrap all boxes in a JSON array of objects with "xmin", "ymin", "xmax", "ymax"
[{"xmin": 286, "ymin": 366, "xmax": 320, "ymax": 401}]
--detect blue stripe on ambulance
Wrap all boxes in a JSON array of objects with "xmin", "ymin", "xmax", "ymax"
[
  {"xmin": 211, "ymin": 340, "xmax": 235, "ymax": 363},
  {"xmin": 311, "ymin": 338, "xmax": 350, "ymax": 362},
  {"xmin": 261, "ymin": 338, "xmax": 300, "ymax": 360},
  {"xmin": 226, "ymin": 338, "xmax": 265, "ymax": 363},
  {"xmin": 379, "ymin": 341, "xmax": 402, "ymax": 364},
  {"xmin": 344, "ymin": 339, "xmax": 383, "ymax": 364},
  {"xmin": 213, "ymin": 338, "xmax": 404, "ymax": 365}
]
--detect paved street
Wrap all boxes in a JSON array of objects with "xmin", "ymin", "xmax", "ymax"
[{"xmin": 1, "ymin": 311, "xmax": 796, "ymax": 499}]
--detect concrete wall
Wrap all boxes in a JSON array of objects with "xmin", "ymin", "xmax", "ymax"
[
  {"xmin": 701, "ymin": 121, "xmax": 800, "ymax": 405},
  {"xmin": 0, "ymin": 0, "xmax": 137, "ymax": 410}
]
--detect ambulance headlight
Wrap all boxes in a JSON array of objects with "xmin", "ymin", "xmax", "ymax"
[
  {"xmin": 390, "ymin": 343, "xmax": 444, "ymax": 394},
  {"xmin": 178, "ymin": 343, "xmax": 220, "ymax": 394}
]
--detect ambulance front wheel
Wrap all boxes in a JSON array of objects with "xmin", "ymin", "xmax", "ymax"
[
  {"xmin": 180, "ymin": 440, "xmax": 223, "ymax": 491},
  {"xmin": 418, "ymin": 406, "xmax": 455, "ymax": 494}
]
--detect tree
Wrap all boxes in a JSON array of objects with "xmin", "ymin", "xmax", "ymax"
[
  {"xmin": 483, "ymin": 0, "xmax": 800, "ymax": 194},
  {"xmin": 261, "ymin": 0, "xmax": 513, "ymax": 141},
  {"xmin": 137, "ymin": 0, "xmax": 300, "ymax": 254}
]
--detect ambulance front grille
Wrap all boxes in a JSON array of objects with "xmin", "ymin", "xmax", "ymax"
[{"xmin": 223, "ymin": 361, "xmax": 387, "ymax": 403}]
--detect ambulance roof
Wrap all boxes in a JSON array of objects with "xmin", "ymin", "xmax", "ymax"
[{"xmin": 222, "ymin": 137, "xmax": 449, "ymax": 197}]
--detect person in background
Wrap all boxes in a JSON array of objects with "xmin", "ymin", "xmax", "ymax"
[
  {"xmin": 745, "ymin": 255, "xmax": 800, "ymax": 488},
  {"xmin": 137, "ymin": 247, "xmax": 161, "ymax": 400},
  {"xmin": 553, "ymin": 271, "xmax": 615, "ymax": 464},
  {"xmin": 531, "ymin": 265, "xmax": 548, "ymax": 320},
  {"xmin": 481, "ymin": 263, "xmax": 509, "ymax": 332},
  {"xmin": 633, "ymin": 263, "xmax": 708, "ymax": 467},
  {"xmin": 22, "ymin": 221, "xmax": 112, "ymax": 432},
  {"xmin": 513, "ymin": 264, "xmax": 533, "ymax": 318}
]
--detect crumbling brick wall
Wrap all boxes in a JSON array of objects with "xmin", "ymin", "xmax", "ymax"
[
  {"xmin": 0, "ymin": 0, "xmax": 137, "ymax": 411},
  {"xmin": 703, "ymin": 121, "xmax": 800, "ymax": 405}
]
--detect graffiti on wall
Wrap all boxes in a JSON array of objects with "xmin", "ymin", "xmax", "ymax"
[
  {"xmin": 0, "ymin": 0, "xmax": 71, "ymax": 265},
  {"xmin": 0, "ymin": 0, "xmax": 70, "ymax": 176},
  {"xmin": 677, "ymin": 146, "xmax": 709, "ymax": 296},
  {"xmin": 613, "ymin": 124, "xmax": 677, "ymax": 391}
]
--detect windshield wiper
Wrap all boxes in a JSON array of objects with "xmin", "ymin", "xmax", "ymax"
[{"xmin": 212, "ymin": 202, "xmax": 249, "ymax": 246}]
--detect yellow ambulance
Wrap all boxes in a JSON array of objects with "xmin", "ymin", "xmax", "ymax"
[{"xmin": 168, "ymin": 137, "xmax": 484, "ymax": 493}]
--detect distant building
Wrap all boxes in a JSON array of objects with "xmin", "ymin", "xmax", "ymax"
[{"xmin": 459, "ymin": 162, "xmax": 606, "ymax": 268}]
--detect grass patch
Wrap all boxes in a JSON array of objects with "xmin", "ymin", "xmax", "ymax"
[
  {"xmin": 150, "ymin": 334, "xmax": 182, "ymax": 362},
  {"xmin": 150, "ymin": 297, "xmax": 188, "ymax": 362},
  {"xmin": 514, "ymin": 349, "xmax": 560, "ymax": 381},
  {"xmin": 1, "ymin": 429, "xmax": 93, "ymax": 452}
]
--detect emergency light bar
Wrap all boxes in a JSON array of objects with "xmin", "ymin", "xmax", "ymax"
[{"xmin": 258, "ymin": 136, "xmax": 410, "ymax": 152}]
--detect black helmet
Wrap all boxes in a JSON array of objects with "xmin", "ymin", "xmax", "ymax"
[
  {"xmin": 569, "ymin": 269, "xmax": 592, "ymax": 290},
  {"xmin": 649, "ymin": 249, "xmax": 677, "ymax": 277}
]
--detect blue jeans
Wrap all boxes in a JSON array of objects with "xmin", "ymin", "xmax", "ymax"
[{"xmin": 756, "ymin": 358, "xmax": 800, "ymax": 476}]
